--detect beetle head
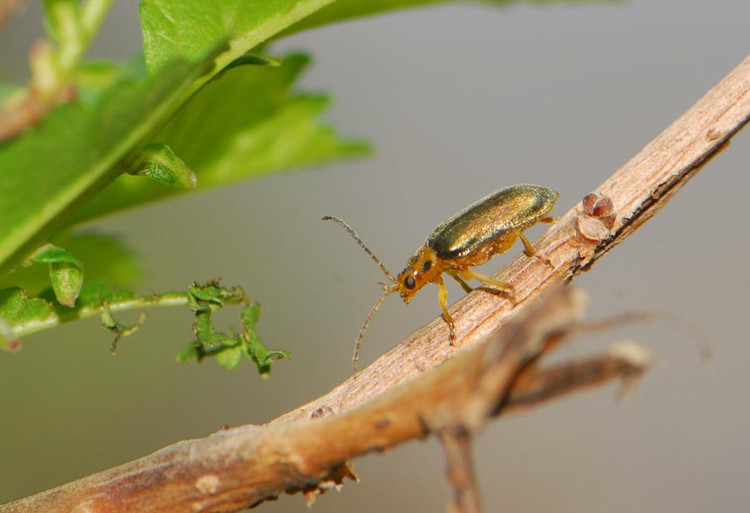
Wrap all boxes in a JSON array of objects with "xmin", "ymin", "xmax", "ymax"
[{"xmin": 397, "ymin": 246, "xmax": 440, "ymax": 303}]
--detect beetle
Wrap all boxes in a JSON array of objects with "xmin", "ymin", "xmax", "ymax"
[{"xmin": 323, "ymin": 183, "xmax": 558, "ymax": 369}]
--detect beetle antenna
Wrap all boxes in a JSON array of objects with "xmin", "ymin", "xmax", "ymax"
[
  {"xmin": 353, "ymin": 284, "xmax": 398, "ymax": 371},
  {"xmin": 322, "ymin": 215, "xmax": 397, "ymax": 283}
]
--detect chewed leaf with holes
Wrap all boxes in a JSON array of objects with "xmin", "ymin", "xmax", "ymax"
[
  {"xmin": 242, "ymin": 302, "xmax": 291, "ymax": 376},
  {"xmin": 178, "ymin": 281, "xmax": 291, "ymax": 374}
]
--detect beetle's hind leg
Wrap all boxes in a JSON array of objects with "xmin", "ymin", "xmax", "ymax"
[
  {"xmin": 460, "ymin": 269, "xmax": 515, "ymax": 298},
  {"xmin": 519, "ymin": 231, "xmax": 554, "ymax": 269},
  {"xmin": 436, "ymin": 276, "xmax": 457, "ymax": 343}
]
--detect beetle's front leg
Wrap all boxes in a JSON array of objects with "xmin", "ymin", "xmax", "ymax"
[
  {"xmin": 460, "ymin": 269, "xmax": 515, "ymax": 297},
  {"xmin": 448, "ymin": 272, "xmax": 474, "ymax": 293},
  {"xmin": 436, "ymin": 276, "xmax": 456, "ymax": 343}
]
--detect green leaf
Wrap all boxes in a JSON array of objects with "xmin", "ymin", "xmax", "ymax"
[
  {"xmin": 29, "ymin": 243, "xmax": 82, "ymax": 268},
  {"xmin": 29, "ymin": 244, "xmax": 84, "ymax": 307},
  {"xmin": 128, "ymin": 143, "xmax": 197, "ymax": 189},
  {"xmin": 140, "ymin": 0, "xmax": 335, "ymax": 81},
  {"xmin": 0, "ymin": 44, "xmax": 225, "ymax": 276},
  {"xmin": 71, "ymin": 54, "xmax": 370, "ymax": 222}
]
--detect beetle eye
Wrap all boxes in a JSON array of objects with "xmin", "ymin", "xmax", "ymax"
[
  {"xmin": 404, "ymin": 276, "xmax": 416, "ymax": 289},
  {"xmin": 421, "ymin": 260, "xmax": 432, "ymax": 273}
]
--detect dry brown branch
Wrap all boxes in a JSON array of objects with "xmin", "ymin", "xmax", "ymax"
[
  {"xmin": 0, "ymin": 40, "xmax": 77, "ymax": 142},
  {"xmin": 0, "ymin": 288, "xmax": 649, "ymax": 513},
  {"xmin": 2, "ymin": 53, "xmax": 749, "ymax": 513}
]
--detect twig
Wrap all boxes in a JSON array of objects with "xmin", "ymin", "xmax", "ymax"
[
  {"xmin": 0, "ymin": 42, "xmax": 77, "ymax": 142},
  {"xmin": 438, "ymin": 428, "xmax": 481, "ymax": 513},
  {"xmin": 1, "ymin": 1, "xmax": 113, "ymax": 140},
  {"xmin": 0, "ymin": 288, "xmax": 650, "ymax": 513},
  {"xmin": 1, "ymin": 52, "xmax": 749, "ymax": 513}
]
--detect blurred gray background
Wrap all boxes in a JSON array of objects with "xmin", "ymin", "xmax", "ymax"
[{"xmin": 2, "ymin": 0, "xmax": 750, "ymax": 511}]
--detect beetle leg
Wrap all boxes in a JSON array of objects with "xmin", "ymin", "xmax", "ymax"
[
  {"xmin": 436, "ymin": 276, "xmax": 456, "ymax": 343},
  {"xmin": 448, "ymin": 272, "xmax": 474, "ymax": 294},
  {"xmin": 518, "ymin": 232, "xmax": 536, "ymax": 256},
  {"xmin": 460, "ymin": 269, "xmax": 514, "ymax": 296},
  {"xmin": 539, "ymin": 216, "xmax": 556, "ymax": 224},
  {"xmin": 519, "ymin": 232, "xmax": 553, "ymax": 268}
]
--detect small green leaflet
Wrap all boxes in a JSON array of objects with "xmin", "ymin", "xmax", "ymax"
[
  {"xmin": 29, "ymin": 244, "xmax": 84, "ymax": 307},
  {"xmin": 128, "ymin": 143, "xmax": 197, "ymax": 189}
]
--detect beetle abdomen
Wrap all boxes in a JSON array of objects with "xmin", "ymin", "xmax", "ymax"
[{"xmin": 426, "ymin": 184, "xmax": 558, "ymax": 259}]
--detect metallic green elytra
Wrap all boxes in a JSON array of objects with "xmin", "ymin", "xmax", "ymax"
[
  {"xmin": 427, "ymin": 184, "xmax": 559, "ymax": 259},
  {"xmin": 324, "ymin": 183, "xmax": 559, "ymax": 370}
]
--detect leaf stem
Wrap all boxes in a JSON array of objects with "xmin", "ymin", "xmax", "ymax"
[
  {"xmin": 79, "ymin": 0, "xmax": 114, "ymax": 44},
  {"xmin": 12, "ymin": 292, "xmax": 188, "ymax": 339},
  {"xmin": 54, "ymin": 0, "xmax": 84, "ymax": 71}
]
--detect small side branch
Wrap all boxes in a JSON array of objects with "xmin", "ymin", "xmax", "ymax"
[{"xmin": 438, "ymin": 428, "xmax": 481, "ymax": 513}]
